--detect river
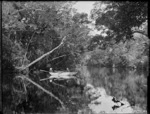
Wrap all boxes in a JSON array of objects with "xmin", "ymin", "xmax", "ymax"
[{"xmin": 55, "ymin": 65, "xmax": 148, "ymax": 113}]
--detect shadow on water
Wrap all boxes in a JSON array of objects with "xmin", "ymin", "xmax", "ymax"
[{"xmin": 86, "ymin": 66, "xmax": 148, "ymax": 110}]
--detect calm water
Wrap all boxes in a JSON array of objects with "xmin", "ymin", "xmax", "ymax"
[
  {"xmin": 82, "ymin": 66, "xmax": 147, "ymax": 109},
  {"xmin": 56, "ymin": 66, "xmax": 148, "ymax": 113}
]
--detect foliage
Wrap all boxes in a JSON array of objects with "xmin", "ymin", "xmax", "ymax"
[
  {"xmin": 91, "ymin": 1, "xmax": 148, "ymax": 41},
  {"xmin": 85, "ymin": 1, "xmax": 149, "ymax": 67},
  {"xmin": 86, "ymin": 33, "xmax": 149, "ymax": 68},
  {"xmin": 2, "ymin": 1, "xmax": 149, "ymax": 113},
  {"xmin": 122, "ymin": 33, "xmax": 149, "ymax": 67},
  {"xmin": 2, "ymin": 1, "xmax": 90, "ymax": 113}
]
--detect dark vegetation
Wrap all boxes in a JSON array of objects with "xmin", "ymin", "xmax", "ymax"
[{"xmin": 2, "ymin": 1, "xmax": 148, "ymax": 113}]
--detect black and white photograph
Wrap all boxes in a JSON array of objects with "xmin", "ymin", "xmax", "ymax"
[{"xmin": 1, "ymin": 1, "xmax": 148, "ymax": 114}]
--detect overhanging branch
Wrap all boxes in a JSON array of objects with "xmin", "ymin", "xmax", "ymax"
[{"xmin": 16, "ymin": 36, "xmax": 66, "ymax": 70}]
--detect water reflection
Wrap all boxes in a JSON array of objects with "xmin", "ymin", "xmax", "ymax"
[
  {"xmin": 86, "ymin": 66, "xmax": 147, "ymax": 110},
  {"xmin": 55, "ymin": 66, "xmax": 147, "ymax": 113}
]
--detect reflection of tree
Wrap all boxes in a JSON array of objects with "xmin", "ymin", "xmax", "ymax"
[
  {"xmin": 124, "ymin": 71, "xmax": 147, "ymax": 109},
  {"xmin": 87, "ymin": 66, "xmax": 147, "ymax": 110},
  {"xmin": 87, "ymin": 67, "xmax": 110, "ymax": 87}
]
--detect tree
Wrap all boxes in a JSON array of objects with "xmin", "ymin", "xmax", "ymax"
[
  {"xmin": 91, "ymin": 1, "xmax": 148, "ymax": 41},
  {"xmin": 2, "ymin": 1, "xmax": 91, "ymax": 113},
  {"xmin": 85, "ymin": 1, "xmax": 149, "ymax": 67}
]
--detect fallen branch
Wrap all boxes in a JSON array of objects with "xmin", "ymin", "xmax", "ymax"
[
  {"xmin": 16, "ymin": 37, "xmax": 66, "ymax": 70},
  {"xmin": 15, "ymin": 75, "xmax": 65, "ymax": 109}
]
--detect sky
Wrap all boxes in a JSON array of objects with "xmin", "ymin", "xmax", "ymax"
[
  {"xmin": 73, "ymin": 2, "xmax": 106, "ymax": 36},
  {"xmin": 73, "ymin": 1, "xmax": 95, "ymax": 16}
]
